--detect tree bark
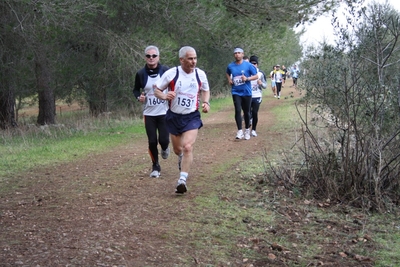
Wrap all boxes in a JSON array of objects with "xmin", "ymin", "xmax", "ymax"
[
  {"xmin": 88, "ymin": 87, "xmax": 108, "ymax": 117},
  {"xmin": 88, "ymin": 48, "xmax": 108, "ymax": 116},
  {"xmin": 0, "ymin": 89, "xmax": 18, "ymax": 129},
  {"xmin": 35, "ymin": 51, "xmax": 55, "ymax": 125},
  {"xmin": 0, "ymin": 54, "xmax": 18, "ymax": 129}
]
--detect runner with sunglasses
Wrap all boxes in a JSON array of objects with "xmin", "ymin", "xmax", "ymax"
[{"xmin": 133, "ymin": 45, "xmax": 170, "ymax": 178}]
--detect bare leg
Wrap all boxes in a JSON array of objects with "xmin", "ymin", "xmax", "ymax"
[
  {"xmin": 171, "ymin": 129, "xmax": 199, "ymax": 194},
  {"xmin": 170, "ymin": 129, "xmax": 198, "ymax": 173}
]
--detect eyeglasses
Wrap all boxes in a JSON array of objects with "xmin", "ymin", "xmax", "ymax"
[
  {"xmin": 145, "ymin": 54, "xmax": 158, "ymax": 58},
  {"xmin": 251, "ymin": 62, "xmax": 257, "ymax": 65}
]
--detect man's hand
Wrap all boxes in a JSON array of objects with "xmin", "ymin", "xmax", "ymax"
[
  {"xmin": 202, "ymin": 102, "xmax": 210, "ymax": 113},
  {"xmin": 153, "ymin": 84, "xmax": 175, "ymax": 101},
  {"xmin": 165, "ymin": 91, "xmax": 176, "ymax": 101},
  {"xmin": 138, "ymin": 92, "xmax": 145, "ymax": 102}
]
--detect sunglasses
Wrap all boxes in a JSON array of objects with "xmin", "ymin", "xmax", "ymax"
[
  {"xmin": 251, "ymin": 62, "xmax": 257, "ymax": 65},
  {"xmin": 145, "ymin": 54, "xmax": 158, "ymax": 58}
]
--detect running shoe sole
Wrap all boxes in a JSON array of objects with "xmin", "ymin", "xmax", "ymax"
[
  {"xmin": 150, "ymin": 170, "xmax": 160, "ymax": 178},
  {"xmin": 236, "ymin": 133, "xmax": 244, "ymax": 139},
  {"xmin": 175, "ymin": 183, "xmax": 187, "ymax": 194}
]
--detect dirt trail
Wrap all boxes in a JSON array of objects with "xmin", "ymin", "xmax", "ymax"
[{"xmin": 0, "ymin": 89, "xmax": 294, "ymax": 266}]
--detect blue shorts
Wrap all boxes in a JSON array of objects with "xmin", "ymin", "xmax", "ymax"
[{"xmin": 165, "ymin": 110, "xmax": 203, "ymax": 135}]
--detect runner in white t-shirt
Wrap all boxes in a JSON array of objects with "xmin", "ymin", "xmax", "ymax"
[
  {"xmin": 270, "ymin": 66, "xmax": 277, "ymax": 97},
  {"xmin": 154, "ymin": 46, "xmax": 210, "ymax": 194}
]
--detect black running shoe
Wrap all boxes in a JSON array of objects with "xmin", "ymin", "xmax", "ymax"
[{"xmin": 175, "ymin": 178, "xmax": 187, "ymax": 194}]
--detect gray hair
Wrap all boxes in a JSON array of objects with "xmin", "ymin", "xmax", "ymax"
[
  {"xmin": 144, "ymin": 45, "xmax": 160, "ymax": 55},
  {"xmin": 179, "ymin": 46, "xmax": 196, "ymax": 58}
]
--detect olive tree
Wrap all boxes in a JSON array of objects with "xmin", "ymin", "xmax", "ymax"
[{"xmin": 299, "ymin": 2, "xmax": 400, "ymax": 211}]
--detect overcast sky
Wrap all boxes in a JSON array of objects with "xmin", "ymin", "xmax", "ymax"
[{"xmin": 297, "ymin": 0, "xmax": 400, "ymax": 47}]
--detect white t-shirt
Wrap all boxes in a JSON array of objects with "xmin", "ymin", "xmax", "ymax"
[
  {"xmin": 251, "ymin": 70, "xmax": 265, "ymax": 98},
  {"xmin": 275, "ymin": 71, "xmax": 282, "ymax": 83},
  {"xmin": 155, "ymin": 66, "xmax": 209, "ymax": 114},
  {"xmin": 270, "ymin": 71, "xmax": 275, "ymax": 82}
]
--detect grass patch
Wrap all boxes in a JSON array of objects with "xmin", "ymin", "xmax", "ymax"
[
  {"xmin": 270, "ymin": 97, "xmax": 302, "ymax": 131},
  {"xmin": 207, "ymin": 94, "xmax": 233, "ymax": 112},
  {"xmin": 371, "ymin": 216, "xmax": 400, "ymax": 266},
  {"xmin": 168, "ymin": 95, "xmax": 400, "ymax": 266},
  {"xmin": 0, "ymin": 96, "xmax": 230, "ymax": 179},
  {"xmin": 0, "ymin": 116, "xmax": 145, "ymax": 178},
  {"xmin": 0, "ymin": 96, "xmax": 231, "ymax": 180}
]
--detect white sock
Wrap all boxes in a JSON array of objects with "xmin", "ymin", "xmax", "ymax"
[{"xmin": 180, "ymin": 172, "xmax": 188, "ymax": 181}]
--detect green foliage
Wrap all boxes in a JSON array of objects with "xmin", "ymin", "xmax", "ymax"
[
  {"xmin": 298, "ymin": 2, "xmax": 400, "ymax": 212},
  {"xmin": 1, "ymin": 0, "xmax": 334, "ymax": 125}
]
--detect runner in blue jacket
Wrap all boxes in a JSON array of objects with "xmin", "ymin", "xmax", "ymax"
[{"xmin": 226, "ymin": 47, "xmax": 258, "ymax": 140}]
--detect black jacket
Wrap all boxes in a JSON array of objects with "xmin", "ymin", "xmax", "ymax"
[{"xmin": 133, "ymin": 64, "xmax": 170, "ymax": 99}]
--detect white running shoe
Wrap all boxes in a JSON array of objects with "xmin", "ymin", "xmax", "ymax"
[
  {"xmin": 150, "ymin": 170, "xmax": 160, "ymax": 178},
  {"xmin": 175, "ymin": 178, "xmax": 187, "ymax": 194},
  {"xmin": 161, "ymin": 147, "xmax": 170, "ymax": 159},
  {"xmin": 251, "ymin": 130, "xmax": 257, "ymax": 137},
  {"xmin": 244, "ymin": 129, "xmax": 251, "ymax": 140},
  {"xmin": 236, "ymin": 129, "xmax": 244, "ymax": 139}
]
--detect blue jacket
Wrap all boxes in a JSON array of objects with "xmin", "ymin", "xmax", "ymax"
[{"xmin": 226, "ymin": 61, "xmax": 257, "ymax": 97}]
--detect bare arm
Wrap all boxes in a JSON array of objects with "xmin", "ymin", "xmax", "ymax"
[
  {"xmin": 246, "ymin": 74, "xmax": 258, "ymax": 81},
  {"xmin": 226, "ymin": 73, "xmax": 233, "ymax": 85},
  {"xmin": 201, "ymin": 90, "xmax": 210, "ymax": 113},
  {"xmin": 154, "ymin": 85, "xmax": 176, "ymax": 101}
]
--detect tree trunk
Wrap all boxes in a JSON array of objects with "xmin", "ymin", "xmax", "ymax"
[
  {"xmin": 88, "ymin": 86, "xmax": 108, "ymax": 117},
  {"xmin": 0, "ymin": 89, "xmax": 18, "ymax": 129},
  {"xmin": 35, "ymin": 51, "xmax": 55, "ymax": 125},
  {"xmin": 0, "ymin": 54, "xmax": 18, "ymax": 129},
  {"xmin": 88, "ymin": 48, "xmax": 108, "ymax": 117}
]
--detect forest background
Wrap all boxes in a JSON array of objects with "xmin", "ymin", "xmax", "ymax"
[
  {"xmin": 2, "ymin": 0, "xmax": 400, "ymax": 210},
  {"xmin": 0, "ymin": 0, "xmax": 331, "ymax": 127},
  {"xmin": 2, "ymin": 1, "xmax": 400, "ymax": 265}
]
